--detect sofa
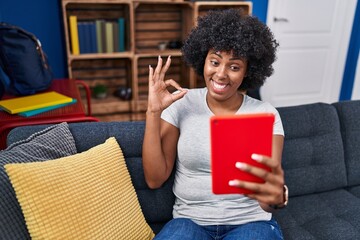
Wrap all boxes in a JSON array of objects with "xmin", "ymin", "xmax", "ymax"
[{"xmin": 2, "ymin": 100, "xmax": 360, "ymax": 239}]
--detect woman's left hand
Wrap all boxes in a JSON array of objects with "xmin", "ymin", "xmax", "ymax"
[{"xmin": 228, "ymin": 153, "xmax": 285, "ymax": 209}]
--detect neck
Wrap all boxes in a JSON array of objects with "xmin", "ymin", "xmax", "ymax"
[{"xmin": 207, "ymin": 91, "xmax": 244, "ymax": 116}]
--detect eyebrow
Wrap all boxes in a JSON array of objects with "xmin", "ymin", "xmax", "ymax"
[{"xmin": 211, "ymin": 51, "xmax": 242, "ymax": 61}]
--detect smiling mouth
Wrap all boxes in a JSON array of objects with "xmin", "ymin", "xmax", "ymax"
[{"xmin": 211, "ymin": 80, "xmax": 228, "ymax": 91}]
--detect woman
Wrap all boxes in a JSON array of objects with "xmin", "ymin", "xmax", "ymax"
[{"xmin": 142, "ymin": 9, "xmax": 286, "ymax": 240}]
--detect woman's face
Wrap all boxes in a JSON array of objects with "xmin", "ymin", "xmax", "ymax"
[{"xmin": 203, "ymin": 50, "xmax": 247, "ymax": 102}]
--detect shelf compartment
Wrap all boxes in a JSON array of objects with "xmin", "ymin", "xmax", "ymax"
[
  {"xmin": 70, "ymin": 58, "xmax": 132, "ymax": 115},
  {"xmin": 134, "ymin": 2, "xmax": 192, "ymax": 53},
  {"xmin": 63, "ymin": 1, "xmax": 133, "ymax": 56}
]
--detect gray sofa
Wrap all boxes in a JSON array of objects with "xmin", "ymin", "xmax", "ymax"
[{"xmin": 5, "ymin": 100, "xmax": 360, "ymax": 239}]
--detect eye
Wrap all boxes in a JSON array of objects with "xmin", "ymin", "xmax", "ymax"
[
  {"xmin": 230, "ymin": 65, "xmax": 240, "ymax": 71},
  {"xmin": 210, "ymin": 60, "xmax": 219, "ymax": 66}
]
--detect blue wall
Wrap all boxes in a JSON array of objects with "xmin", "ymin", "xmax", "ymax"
[
  {"xmin": 249, "ymin": 0, "xmax": 269, "ymax": 23},
  {"xmin": 1, "ymin": 0, "xmax": 357, "ymax": 100},
  {"xmin": 0, "ymin": 1, "xmax": 67, "ymax": 78}
]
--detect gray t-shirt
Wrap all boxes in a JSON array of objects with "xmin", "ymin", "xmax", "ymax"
[{"xmin": 161, "ymin": 88, "xmax": 284, "ymax": 226}]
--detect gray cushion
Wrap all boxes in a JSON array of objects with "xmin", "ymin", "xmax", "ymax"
[
  {"xmin": 274, "ymin": 189, "xmax": 360, "ymax": 240},
  {"xmin": 277, "ymin": 103, "xmax": 347, "ymax": 196},
  {"xmin": 333, "ymin": 100, "xmax": 360, "ymax": 186},
  {"xmin": 0, "ymin": 122, "xmax": 77, "ymax": 240}
]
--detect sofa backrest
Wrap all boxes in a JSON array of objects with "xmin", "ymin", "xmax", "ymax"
[
  {"xmin": 277, "ymin": 103, "xmax": 347, "ymax": 197},
  {"xmin": 7, "ymin": 121, "xmax": 175, "ymax": 234},
  {"xmin": 333, "ymin": 100, "xmax": 360, "ymax": 187}
]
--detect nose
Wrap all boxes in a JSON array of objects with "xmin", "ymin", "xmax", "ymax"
[{"xmin": 215, "ymin": 65, "xmax": 227, "ymax": 79}]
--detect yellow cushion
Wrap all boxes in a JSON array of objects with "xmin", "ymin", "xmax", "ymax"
[{"xmin": 5, "ymin": 137, "xmax": 154, "ymax": 239}]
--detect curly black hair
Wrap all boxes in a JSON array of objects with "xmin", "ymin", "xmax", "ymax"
[{"xmin": 181, "ymin": 8, "xmax": 279, "ymax": 90}]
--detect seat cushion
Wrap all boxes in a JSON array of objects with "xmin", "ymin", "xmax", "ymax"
[
  {"xmin": 0, "ymin": 122, "xmax": 77, "ymax": 240},
  {"xmin": 274, "ymin": 189, "xmax": 360, "ymax": 240},
  {"xmin": 277, "ymin": 103, "xmax": 347, "ymax": 197}
]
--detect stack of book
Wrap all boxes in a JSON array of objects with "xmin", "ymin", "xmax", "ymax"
[
  {"xmin": 0, "ymin": 91, "xmax": 76, "ymax": 117},
  {"xmin": 69, "ymin": 15, "xmax": 126, "ymax": 55}
]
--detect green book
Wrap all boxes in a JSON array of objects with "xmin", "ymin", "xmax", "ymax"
[
  {"xmin": 105, "ymin": 21, "xmax": 114, "ymax": 53},
  {"xmin": 95, "ymin": 20, "xmax": 104, "ymax": 53}
]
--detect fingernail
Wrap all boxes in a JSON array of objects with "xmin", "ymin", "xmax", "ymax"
[
  {"xmin": 149, "ymin": 65, "xmax": 151, "ymax": 69},
  {"xmin": 158, "ymin": 55, "xmax": 161, "ymax": 60},
  {"xmin": 235, "ymin": 162, "xmax": 246, "ymax": 170},
  {"xmin": 251, "ymin": 154, "xmax": 263, "ymax": 162},
  {"xmin": 229, "ymin": 180, "xmax": 236, "ymax": 186}
]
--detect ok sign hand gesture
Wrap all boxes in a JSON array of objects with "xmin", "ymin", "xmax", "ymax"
[{"xmin": 147, "ymin": 56, "xmax": 187, "ymax": 114}]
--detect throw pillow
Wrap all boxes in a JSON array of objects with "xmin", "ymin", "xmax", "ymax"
[
  {"xmin": 0, "ymin": 122, "xmax": 77, "ymax": 240},
  {"xmin": 5, "ymin": 137, "xmax": 155, "ymax": 239}
]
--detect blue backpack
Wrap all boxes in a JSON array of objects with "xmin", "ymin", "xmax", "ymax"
[{"xmin": 0, "ymin": 22, "xmax": 52, "ymax": 99}]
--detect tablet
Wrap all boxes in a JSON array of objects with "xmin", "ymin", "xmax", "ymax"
[{"xmin": 210, "ymin": 113, "xmax": 275, "ymax": 195}]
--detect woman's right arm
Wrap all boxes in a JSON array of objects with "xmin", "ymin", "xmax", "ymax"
[
  {"xmin": 143, "ymin": 113, "xmax": 179, "ymax": 189},
  {"xmin": 142, "ymin": 56, "xmax": 187, "ymax": 189}
]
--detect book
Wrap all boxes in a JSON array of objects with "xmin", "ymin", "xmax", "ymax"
[
  {"xmin": 118, "ymin": 18, "xmax": 125, "ymax": 52},
  {"xmin": 88, "ymin": 21, "xmax": 98, "ymax": 53},
  {"xmin": 18, "ymin": 99, "xmax": 77, "ymax": 117},
  {"xmin": 112, "ymin": 21, "xmax": 119, "ymax": 52},
  {"xmin": 83, "ymin": 22, "xmax": 92, "ymax": 54},
  {"xmin": 77, "ymin": 22, "xmax": 88, "ymax": 54},
  {"xmin": 95, "ymin": 20, "xmax": 104, "ymax": 53},
  {"xmin": 0, "ymin": 91, "xmax": 73, "ymax": 114},
  {"xmin": 69, "ymin": 15, "xmax": 80, "ymax": 55},
  {"xmin": 100, "ymin": 20, "xmax": 107, "ymax": 53},
  {"xmin": 105, "ymin": 21, "xmax": 114, "ymax": 53}
]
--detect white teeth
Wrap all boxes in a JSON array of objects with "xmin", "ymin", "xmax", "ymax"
[{"xmin": 213, "ymin": 81, "xmax": 227, "ymax": 89}]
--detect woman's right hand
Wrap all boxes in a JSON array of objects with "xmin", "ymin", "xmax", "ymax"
[{"xmin": 147, "ymin": 56, "xmax": 187, "ymax": 114}]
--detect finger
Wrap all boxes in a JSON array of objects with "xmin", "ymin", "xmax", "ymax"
[
  {"xmin": 163, "ymin": 79, "xmax": 188, "ymax": 102},
  {"xmin": 235, "ymin": 162, "xmax": 272, "ymax": 181},
  {"xmin": 171, "ymin": 90, "xmax": 188, "ymax": 102},
  {"xmin": 148, "ymin": 65, "xmax": 154, "ymax": 85},
  {"xmin": 228, "ymin": 179, "xmax": 263, "ymax": 194},
  {"xmin": 251, "ymin": 153, "xmax": 279, "ymax": 169},
  {"xmin": 153, "ymin": 56, "xmax": 163, "ymax": 80},
  {"xmin": 228, "ymin": 179, "xmax": 280, "ymax": 201},
  {"xmin": 164, "ymin": 79, "xmax": 183, "ymax": 90},
  {"xmin": 159, "ymin": 56, "xmax": 171, "ymax": 80}
]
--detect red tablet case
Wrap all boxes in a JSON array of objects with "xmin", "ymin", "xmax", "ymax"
[{"xmin": 210, "ymin": 113, "xmax": 275, "ymax": 194}]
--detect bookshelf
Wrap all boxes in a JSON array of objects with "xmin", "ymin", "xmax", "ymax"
[{"xmin": 61, "ymin": 0, "xmax": 252, "ymax": 121}]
